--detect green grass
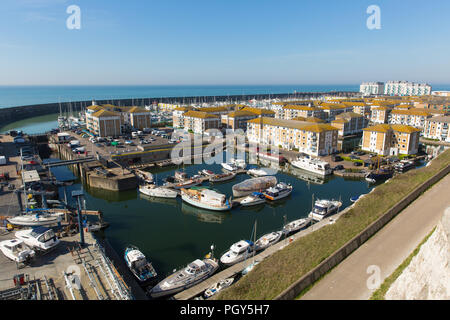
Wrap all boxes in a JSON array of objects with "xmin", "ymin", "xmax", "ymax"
[
  {"xmin": 370, "ymin": 227, "xmax": 436, "ymax": 300},
  {"xmin": 341, "ymin": 156, "xmax": 364, "ymax": 163},
  {"xmin": 216, "ymin": 149, "xmax": 450, "ymax": 300}
]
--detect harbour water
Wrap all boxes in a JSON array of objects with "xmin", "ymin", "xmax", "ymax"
[{"xmin": 52, "ymin": 155, "xmax": 373, "ymax": 279}]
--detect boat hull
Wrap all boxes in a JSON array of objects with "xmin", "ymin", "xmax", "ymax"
[
  {"xmin": 181, "ymin": 194, "xmax": 231, "ymax": 211},
  {"xmin": 291, "ymin": 161, "xmax": 332, "ymax": 176},
  {"xmin": 139, "ymin": 186, "xmax": 178, "ymax": 198}
]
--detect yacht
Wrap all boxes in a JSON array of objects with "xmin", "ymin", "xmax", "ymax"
[
  {"xmin": 365, "ymin": 168, "xmax": 393, "ymax": 183},
  {"xmin": 124, "ymin": 245, "xmax": 157, "ymax": 283},
  {"xmin": 247, "ymin": 168, "xmax": 270, "ymax": 177},
  {"xmin": 283, "ymin": 218, "xmax": 311, "ymax": 235},
  {"xmin": 150, "ymin": 258, "xmax": 219, "ymax": 298},
  {"xmin": 209, "ymin": 172, "xmax": 236, "ymax": 183},
  {"xmin": 203, "ymin": 278, "xmax": 234, "ymax": 299},
  {"xmin": 174, "ymin": 170, "xmax": 188, "ymax": 182},
  {"xmin": 139, "ymin": 184, "xmax": 178, "ymax": 198},
  {"xmin": 172, "ymin": 179, "xmax": 202, "ymax": 189},
  {"xmin": 0, "ymin": 239, "xmax": 35, "ymax": 263},
  {"xmin": 221, "ymin": 162, "xmax": 238, "ymax": 172},
  {"xmin": 308, "ymin": 199, "xmax": 342, "ymax": 221},
  {"xmin": 220, "ymin": 240, "xmax": 254, "ymax": 266},
  {"xmin": 135, "ymin": 170, "xmax": 154, "ymax": 184},
  {"xmin": 7, "ymin": 211, "xmax": 65, "ymax": 227},
  {"xmin": 240, "ymin": 192, "xmax": 266, "ymax": 207},
  {"xmin": 15, "ymin": 226, "xmax": 60, "ymax": 253},
  {"xmin": 394, "ymin": 160, "xmax": 415, "ymax": 173},
  {"xmin": 199, "ymin": 169, "xmax": 215, "ymax": 177},
  {"xmin": 263, "ymin": 182, "xmax": 293, "ymax": 201},
  {"xmin": 291, "ymin": 156, "xmax": 332, "ymax": 176},
  {"xmin": 180, "ymin": 188, "xmax": 232, "ymax": 211},
  {"xmin": 231, "ymin": 158, "xmax": 246, "ymax": 169},
  {"xmin": 254, "ymin": 231, "xmax": 283, "ymax": 251}
]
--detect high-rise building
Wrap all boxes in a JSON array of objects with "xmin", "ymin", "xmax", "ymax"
[{"xmin": 360, "ymin": 82, "xmax": 385, "ymax": 96}]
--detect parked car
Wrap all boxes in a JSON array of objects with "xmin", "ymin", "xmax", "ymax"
[
  {"xmin": 349, "ymin": 155, "xmax": 360, "ymax": 160},
  {"xmin": 353, "ymin": 161, "xmax": 363, "ymax": 167},
  {"xmin": 333, "ymin": 165, "xmax": 344, "ymax": 171},
  {"xmin": 332, "ymin": 155, "xmax": 343, "ymax": 162}
]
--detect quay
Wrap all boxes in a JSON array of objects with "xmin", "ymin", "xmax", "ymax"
[{"xmin": 173, "ymin": 204, "xmax": 354, "ymax": 300}]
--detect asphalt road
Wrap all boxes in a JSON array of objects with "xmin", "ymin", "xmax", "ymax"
[{"xmin": 301, "ymin": 172, "xmax": 450, "ymax": 300}]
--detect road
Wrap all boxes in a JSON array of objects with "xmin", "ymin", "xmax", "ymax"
[{"xmin": 301, "ymin": 172, "xmax": 450, "ymax": 300}]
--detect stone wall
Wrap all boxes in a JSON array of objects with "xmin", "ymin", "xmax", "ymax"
[{"xmin": 385, "ymin": 207, "xmax": 450, "ymax": 300}]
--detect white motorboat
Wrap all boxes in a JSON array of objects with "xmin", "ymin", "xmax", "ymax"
[
  {"xmin": 263, "ymin": 182, "xmax": 293, "ymax": 201},
  {"xmin": 291, "ymin": 156, "xmax": 332, "ymax": 176},
  {"xmin": 283, "ymin": 218, "xmax": 311, "ymax": 235},
  {"xmin": 254, "ymin": 231, "xmax": 283, "ymax": 251},
  {"xmin": 203, "ymin": 278, "xmax": 234, "ymax": 299},
  {"xmin": 220, "ymin": 240, "xmax": 254, "ymax": 266},
  {"xmin": 308, "ymin": 199, "xmax": 342, "ymax": 221},
  {"xmin": 0, "ymin": 239, "xmax": 35, "ymax": 263},
  {"xmin": 7, "ymin": 211, "xmax": 65, "ymax": 227},
  {"xmin": 136, "ymin": 170, "xmax": 154, "ymax": 184},
  {"xmin": 139, "ymin": 184, "xmax": 178, "ymax": 198},
  {"xmin": 124, "ymin": 245, "xmax": 157, "ymax": 283},
  {"xmin": 199, "ymin": 169, "xmax": 215, "ymax": 177},
  {"xmin": 221, "ymin": 162, "xmax": 238, "ymax": 172},
  {"xmin": 180, "ymin": 188, "xmax": 232, "ymax": 211},
  {"xmin": 231, "ymin": 158, "xmax": 246, "ymax": 169},
  {"xmin": 150, "ymin": 258, "xmax": 219, "ymax": 298},
  {"xmin": 240, "ymin": 192, "xmax": 266, "ymax": 207},
  {"xmin": 247, "ymin": 168, "xmax": 271, "ymax": 177},
  {"xmin": 15, "ymin": 226, "xmax": 60, "ymax": 253},
  {"xmin": 209, "ymin": 172, "xmax": 236, "ymax": 183}
]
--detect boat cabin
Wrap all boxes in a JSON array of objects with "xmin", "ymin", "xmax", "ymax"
[
  {"xmin": 185, "ymin": 259, "xmax": 207, "ymax": 275},
  {"xmin": 230, "ymin": 240, "xmax": 253, "ymax": 255}
]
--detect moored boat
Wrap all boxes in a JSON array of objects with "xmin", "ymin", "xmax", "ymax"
[
  {"xmin": 221, "ymin": 162, "xmax": 238, "ymax": 172},
  {"xmin": 203, "ymin": 278, "xmax": 234, "ymax": 299},
  {"xmin": 220, "ymin": 240, "xmax": 254, "ymax": 266},
  {"xmin": 247, "ymin": 168, "xmax": 270, "ymax": 177},
  {"xmin": 239, "ymin": 192, "xmax": 266, "ymax": 207},
  {"xmin": 230, "ymin": 158, "xmax": 246, "ymax": 169},
  {"xmin": 263, "ymin": 182, "xmax": 293, "ymax": 201},
  {"xmin": 172, "ymin": 179, "xmax": 202, "ymax": 189},
  {"xmin": 254, "ymin": 231, "xmax": 283, "ymax": 251},
  {"xmin": 365, "ymin": 168, "xmax": 393, "ymax": 183},
  {"xmin": 139, "ymin": 184, "xmax": 178, "ymax": 198},
  {"xmin": 180, "ymin": 188, "xmax": 231, "ymax": 211},
  {"xmin": 209, "ymin": 172, "xmax": 236, "ymax": 183},
  {"xmin": 291, "ymin": 156, "xmax": 332, "ymax": 176},
  {"xmin": 283, "ymin": 218, "xmax": 311, "ymax": 235},
  {"xmin": 7, "ymin": 211, "xmax": 65, "ymax": 227},
  {"xmin": 308, "ymin": 199, "xmax": 342, "ymax": 221},
  {"xmin": 124, "ymin": 245, "xmax": 157, "ymax": 283},
  {"xmin": 150, "ymin": 258, "xmax": 219, "ymax": 298},
  {"xmin": 199, "ymin": 169, "xmax": 215, "ymax": 177}
]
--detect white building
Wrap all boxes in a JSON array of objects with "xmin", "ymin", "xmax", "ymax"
[
  {"xmin": 384, "ymin": 81, "xmax": 432, "ymax": 96},
  {"xmin": 360, "ymin": 82, "xmax": 385, "ymax": 96}
]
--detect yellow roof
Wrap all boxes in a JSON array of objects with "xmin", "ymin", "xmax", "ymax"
[
  {"xmin": 87, "ymin": 105, "xmax": 103, "ymax": 111},
  {"xmin": 241, "ymin": 107, "xmax": 275, "ymax": 115},
  {"xmin": 391, "ymin": 108, "xmax": 431, "ymax": 116},
  {"xmin": 336, "ymin": 112, "xmax": 364, "ymax": 119},
  {"xmin": 292, "ymin": 116, "xmax": 307, "ymax": 121},
  {"xmin": 198, "ymin": 106, "xmax": 231, "ymax": 113},
  {"xmin": 305, "ymin": 117, "xmax": 325, "ymax": 123},
  {"xmin": 363, "ymin": 124, "xmax": 420, "ymax": 134},
  {"xmin": 319, "ymin": 103, "xmax": 348, "ymax": 110},
  {"xmin": 91, "ymin": 109, "xmax": 120, "ymax": 118},
  {"xmin": 226, "ymin": 110, "xmax": 257, "ymax": 118},
  {"xmin": 183, "ymin": 110, "xmax": 220, "ymax": 119},
  {"xmin": 283, "ymin": 105, "xmax": 316, "ymax": 111},
  {"xmin": 247, "ymin": 117, "xmax": 338, "ymax": 132},
  {"xmin": 128, "ymin": 106, "xmax": 149, "ymax": 113}
]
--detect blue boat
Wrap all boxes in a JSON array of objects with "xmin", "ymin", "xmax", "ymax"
[{"xmin": 124, "ymin": 245, "xmax": 157, "ymax": 283}]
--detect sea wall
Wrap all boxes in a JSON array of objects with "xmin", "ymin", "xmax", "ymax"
[
  {"xmin": 385, "ymin": 207, "xmax": 450, "ymax": 300},
  {"xmin": 275, "ymin": 163, "xmax": 450, "ymax": 300},
  {"xmin": 0, "ymin": 91, "xmax": 357, "ymax": 128}
]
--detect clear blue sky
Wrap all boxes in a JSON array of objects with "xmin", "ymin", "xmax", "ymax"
[{"xmin": 1, "ymin": 0, "xmax": 449, "ymax": 85}]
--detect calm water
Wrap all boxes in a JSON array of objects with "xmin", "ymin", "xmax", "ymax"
[
  {"xmin": 0, "ymin": 85, "xmax": 361, "ymax": 108},
  {"xmin": 1, "ymin": 113, "xmax": 59, "ymax": 134},
  {"xmin": 53, "ymin": 155, "xmax": 373, "ymax": 278}
]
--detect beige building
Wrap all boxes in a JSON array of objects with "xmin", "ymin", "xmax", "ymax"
[
  {"xmin": 221, "ymin": 110, "xmax": 258, "ymax": 131},
  {"xmin": 246, "ymin": 117, "xmax": 339, "ymax": 156},
  {"xmin": 88, "ymin": 109, "xmax": 122, "ymax": 137},
  {"xmin": 183, "ymin": 111, "xmax": 221, "ymax": 134},
  {"xmin": 362, "ymin": 124, "xmax": 420, "ymax": 156},
  {"xmin": 282, "ymin": 105, "xmax": 325, "ymax": 120},
  {"xmin": 331, "ymin": 112, "xmax": 369, "ymax": 137},
  {"xmin": 370, "ymin": 106, "xmax": 392, "ymax": 124},
  {"xmin": 388, "ymin": 108, "xmax": 432, "ymax": 129},
  {"xmin": 172, "ymin": 106, "xmax": 195, "ymax": 129},
  {"xmin": 318, "ymin": 103, "xmax": 353, "ymax": 122},
  {"xmin": 423, "ymin": 116, "xmax": 450, "ymax": 142}
]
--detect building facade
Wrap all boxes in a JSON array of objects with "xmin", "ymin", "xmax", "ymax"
[
  {"xmin": 388, "ymin": 109, "xmax": 432, "ymax": 129},
  {"xmin": 360, "ymin": 82, "xmax": 385, "ymax": 96},
  {"xmin": 331, "ymin": 112, "xmax": 369, "ymax": 136},
  {"xmin": 384, "ymin": 81, "xmax": 432, "ymax": 96},
  {"xmin": 423, "ymin": 116, "xmax": 450, "ymax": 142},
  {"xmin": 362, "ymin": 124, "xmax": 420, "ymax": 156},
  {"xmin": 182, "ymin": 111, "xmax": 221, "ymax": 134}
]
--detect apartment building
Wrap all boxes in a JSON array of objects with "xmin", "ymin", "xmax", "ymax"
[
  {"xmin": 182, "ymin": 111, "xmax": 221, "ymax": 134},
  {"xmin": 246, "ymin": 117, "xmax": 339, "ymax": 156},
  {"xmin": 360, "ymin": 82, "xmax": 385, "ymax": 96},
  {"xmin": 384, "ymin": 81, "xmax": 432, "ymax": 96},
  {"xmin": 318, "ymin": 103, "xmax": 353, "ymax": 122},
  {"xmin": 282, "ymin": 105, "xmax": 325, "ymax": 120},
  {"xmin": 88, "ymin": 109, "xmax": 122, "ymax": 137},
  {"xmin": 423, "ymin": 116, "xmax": 450, "ymax": 142},
  {"xmin": 370, "ymin": 106, "xmax": 392, "ymax": 124},
  {"xmin": 388, "ymin": 108, "xmax": 432, "ymax": 129},
  {"xmin": 331, "ymin": 112, "xmax": 369, "ymax": 137},
  {"xmin": 362, "ymin": 124, "xmax": 420, "ymax": 156},
  {"xmin": 221, "ymin": 110, "xmax": 258, "ymax": 131},
  {"xmin": 172, "ymin": 106, "xmax": 195, "ymax": 129}
]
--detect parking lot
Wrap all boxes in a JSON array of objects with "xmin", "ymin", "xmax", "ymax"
[{"xmin": 60, "ymin": 128, "xmax": 176, "ymax": 159}]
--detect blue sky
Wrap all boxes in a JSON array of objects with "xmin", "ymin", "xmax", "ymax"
[{"xmin": 1, "ymin": 0, "xmax": 449, "ymax": 85}]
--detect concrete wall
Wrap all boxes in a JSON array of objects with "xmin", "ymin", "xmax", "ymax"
[{"xmin": 275, "ymin": 163, "xmax": 450, "ymax": 300}]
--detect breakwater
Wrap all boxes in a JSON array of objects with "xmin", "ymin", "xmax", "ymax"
[{"xmin": 0, "ymin": 91, "xmax": 357, "ymax": 128}]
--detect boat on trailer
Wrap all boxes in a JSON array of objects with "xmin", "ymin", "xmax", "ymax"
[
  {"xmin": 15, "ymin": 226, "xmax": 60, "ymax": 253},
  {"xmin": 0, "ymin": 239, "xmax": 35, "ymax": 263}
]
